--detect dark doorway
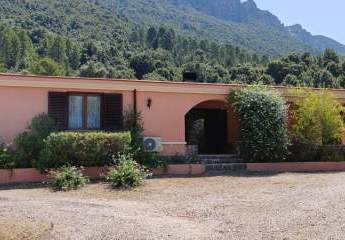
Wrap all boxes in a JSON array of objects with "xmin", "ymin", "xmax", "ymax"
[{"xmin": 185, "ymin": 108, "xmax": 227, "ymax": 154}]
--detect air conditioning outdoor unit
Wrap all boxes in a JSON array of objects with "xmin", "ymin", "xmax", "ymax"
[{"xmin": 143, "ymin": 137, "xmax": 163, "ymax": 152}]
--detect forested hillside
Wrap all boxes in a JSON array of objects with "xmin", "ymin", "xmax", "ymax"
[
  {"xmin": 0, "ymin": 0, "xmax": 258, "ymax": 81},
  {"xmin": 0, "ymin": 0, "xmax": 345, "ymax": 89},
  {"xmin": 95, "ymin": 0, "xmax": 313, "ymax": 56},
  {"xmin": 95, "ymin": 0, "xmax": 345, "ymax": 56}
]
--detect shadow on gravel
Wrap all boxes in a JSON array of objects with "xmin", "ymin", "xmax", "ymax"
[
  {"xmin": 0, "ymin": 179, "xmax": 105, "ymax": 191},
  {"xmin": 152, "ymin": 170, "xmax": 280, "ymax": 179},
  {"xmin": 203, "ymin": 170, "xmax": 345, "ymax": 178},
  {"xmin": 153, "ymin": 170, "xmax": 345, "ymax": 179},
  {"xmin": 1, "ymin": 171, "xmax": 342, "ymax": 190}
]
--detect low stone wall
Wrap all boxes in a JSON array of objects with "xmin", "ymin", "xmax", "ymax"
[
  {"xmin": 0, "ymin": 168, "xmax": 47, "ymax": 184},
  {"xmin": 0, "ymin": 167, "xmax": 108, "ymax": 185},
  {"xmin": 5, "ymin": 162, "xmax": 345, "ymax": 184},
  {"xmin": 247, "ymin": 162, "xmax": 345, "ymax": 172},
  {"xmin": 0, "ymin": 164, "xmax": 206, "ymax": 185}
]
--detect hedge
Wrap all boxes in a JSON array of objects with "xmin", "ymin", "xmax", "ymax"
[
  {"xmin": 38, "ymin": 131, "xmax": 131, "ymax": 169},
  {"xmin": 228, "ymin": 87, "xmax": 290, "ymax": 162},
  {"xmin": 288, "ymin": 144, "xmax": 345, "ymax": 162},
  {"xmin": 317, "ymin": 145, "xmax": 345, "ymax": 162}
]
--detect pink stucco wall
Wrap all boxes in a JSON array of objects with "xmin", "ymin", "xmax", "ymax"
[
  {"xmin": 1, "ymin": 74, "xmax": 345, "ymax": 155},
  {"xmin": 0, "ymin": 86, "xmax": 47, "ymax": 142},
  {"xmin": 136, "ymin": 91, "xmax": 227, "ymax": 142},
  {"xmin": 0, "ymin": 86, "xmax": 131, "ymax": 143},
  {"xmin": 0, "ymin": 74, "xmax": 239, "ymax": 155}
]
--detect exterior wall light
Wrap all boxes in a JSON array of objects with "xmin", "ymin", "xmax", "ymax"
[{"xmin": 147, "ymin": 98, "xmax": 152, "ymax": 109}]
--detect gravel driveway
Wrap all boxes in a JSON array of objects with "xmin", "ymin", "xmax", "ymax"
[{"xmin": 1, "ymin": 172, "xmax": 345, "ymax": 239}]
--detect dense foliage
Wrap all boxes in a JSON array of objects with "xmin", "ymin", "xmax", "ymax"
[
  {"xmin": 14, "ymin": 113, "xmax": 56, "ymax": 168},
  {"xmin": 0, "ymin": 0, "xmax": 316, "ymax": 58},
  {"xmin": 0, "ymin": 0, "xmax": 345, "ymax": 87},
  {"xmin": 39, "ymin": 132, "xmax": 131, "ymax": 169},
  {"xmin": 317, "ymin": 145, "xmax": 345, "ymax": 162},
  {"xmin": 49, "ymin": 166, "xmax": 89, "ymax": 191},
  {"xmin": 229, "ymin": 50, "xmax": 345, "ymax": 88},
  {"xmin": 1, "ymin": 22, "xmax": 345, "ymax": 88},
  {"xmin": 291, "ymin": 90, "xmax": 344, "ymax": 145},
  {"xmin": 96, "ymin": 0, "xmax": 323, "ymax": 55},
  {"xmin": 0, "ymin": 23, "xmax": 259, "ymax": 82},
  {"xmin": 229, "ymin": 87, "xmax": 290, "ymax": 162},
  {"xmin": 288, "ymin": 90, "xmax": 344, "ymax": 162},
  {"xmin": 0, "ymin": 143, "xmax": 15, "ymax": 169},
  {"xmin": 123, "ymin": 110, "xmax": 159, "ymax": 168},
  {"xmin": 106, "ymin": 152, "xmax": 149, "ymax": 189}
]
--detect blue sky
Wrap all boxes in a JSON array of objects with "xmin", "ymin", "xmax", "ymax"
[{"xmin": 252, "ymin": 0, "xmax": 345, "ymax": 44}]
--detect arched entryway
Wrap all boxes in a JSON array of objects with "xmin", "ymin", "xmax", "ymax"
[{"xmin": 185, "ymin": 100, "xmax": 239, "ymax": 155}]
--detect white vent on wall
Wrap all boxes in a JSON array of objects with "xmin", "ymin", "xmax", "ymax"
[{"xmin": 143, "ymin": 137, "xmax": 163, "ymax": 152}]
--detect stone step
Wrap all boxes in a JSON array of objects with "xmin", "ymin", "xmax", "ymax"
[
  {"xmin": 199, "ymin": 155, "xmax": 244, "ymax": 164},
  {"xmin": 202, "ymin": 158, "xmax": 244, "ymax": 164},
  {"xmin": 205, "ymin": 163, "xmax": 247, "ymax": 171},
  {"xmin": 199, "ymin": 154, "xmax": 238, "ymax": 159}
]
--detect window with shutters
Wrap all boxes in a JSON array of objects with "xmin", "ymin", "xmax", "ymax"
[
  {"xmin": 68, "ymin": 94, "xmax": 101, "ymax": 130},
  {"xmin": 48, "ymin": 92, "xmax": 123, "ymax": 131}
]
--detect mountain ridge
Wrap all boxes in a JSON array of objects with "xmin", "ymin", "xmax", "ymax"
[
  {"xmin": 96, "ymin": 0, "xmax": 313, "ymax": 55},
  {"xmin": 167, "ymin": 0, "xmax": 345, "ymax": 54},
  {"xmin": 96, "ymin": 0, "xmax": 345, "ymax": 55}
]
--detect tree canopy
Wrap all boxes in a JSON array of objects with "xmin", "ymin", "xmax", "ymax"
[{"xmin": 0, "ymin": 23, "xmax": 345, "ymax": 89}]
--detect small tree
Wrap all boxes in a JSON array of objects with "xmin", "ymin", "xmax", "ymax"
[
  {"xmin": 29, "ymin": 57, "xmax": 66, "ymax": 76},
  {"xmin": 14, "ymin": 113, "xmax": 56, "ymax": 167},
  {"xmin": 291, "ymin": 90, "xmax": 344, "ymax": 145},
  {"xmin": 123, "ymin": 110, "xmax": 159, "ymax": 168},
  {"xmin": 228, "ymin": 86, "xmax": 290, "ymax": 162}
]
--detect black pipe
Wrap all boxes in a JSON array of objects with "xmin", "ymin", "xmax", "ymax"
[{"xmin": 133, "ymin": 89, "xmax": 137, "ymax": 113}]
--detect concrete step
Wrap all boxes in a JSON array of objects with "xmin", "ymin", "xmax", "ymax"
[{"xmin": 205, "ymin": 163, "xmax": 247, "ymax": 171}]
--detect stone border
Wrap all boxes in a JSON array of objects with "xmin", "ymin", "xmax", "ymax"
[
  {"xmin": 0, "ymin": 167, "xmax": 108, "ymax": 185},
  {"xmin": 5, "ymin": 162, "xmax": 345, "ymax": 184},
  {"xmin": 247, "ymin": 162, "xmax": 345, "ymax": 172},
  {"xmin": 0, "ymin": 164, "xmax": 206, "ymax": 185}
]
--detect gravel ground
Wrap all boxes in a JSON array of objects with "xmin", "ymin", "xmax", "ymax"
[{"xmin": 1, "ymin": 172, "xmax": 345, "ymax": 239}]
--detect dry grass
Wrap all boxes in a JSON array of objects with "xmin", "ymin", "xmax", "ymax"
[
  {"xmin": 0, "ymin": 218, "xmax": 51, "ymax": 240},
  {"xmin": 1, "ymin": 172, "xmax": 345, "ymax": 239}
]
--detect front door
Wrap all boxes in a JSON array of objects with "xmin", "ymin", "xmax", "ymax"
[{"xmin": 204, "ymin": 109, "xmax": 227, "ymax": 154}]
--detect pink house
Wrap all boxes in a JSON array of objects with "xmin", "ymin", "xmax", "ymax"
[{"xmin": 0, "ymin": 73, "xmax": 345, "ymax": 156}]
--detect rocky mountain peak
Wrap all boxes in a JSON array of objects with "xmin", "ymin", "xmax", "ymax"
[{"xmin": 242, "ymin": 0, "xmax": 257, "ymax": 9}]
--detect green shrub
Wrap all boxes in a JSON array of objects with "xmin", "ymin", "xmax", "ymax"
[
  {"xmin": 228, "ymin": 86, "xmax": 290, "ymax": 162},
  {"xmin": 288, "ymin": 143, "xmax": 345, "ymax": 162},
  {"xmin": 124, "ymin": 110, "xmax": 160, "ymax": 168},
  {"xmin": 49, "ymin": 166, "xmax": 89, "ymax": 191},
  {"xmin": 39, "ymin": 131, "xmax": 131, "ymax": 169},
  {"xmin": 0, "ymin": 144, "xmax": 16, "ymax": 169},
  {"xmin": 14, "ymin": 113, "xmax": 56, "ymax": 168},
  {"xmin": 106, "ymin": 152, "xmax": 149, "ymax": 189},
  {"xmin": 317, "ymin": 145, "xmax": 345, "ymax": 162},
  {"xmin": 291, "ymin": 90, "xmax": 344, "ymax": 145},
  {"xmin": 287, "ymin": 140, "xmax": 319, "ymax": 162}
]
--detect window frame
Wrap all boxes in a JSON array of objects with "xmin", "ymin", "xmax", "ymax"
[{"xmin": 67, "ymin": 92, "xmax": 102, "ymax": 130}]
